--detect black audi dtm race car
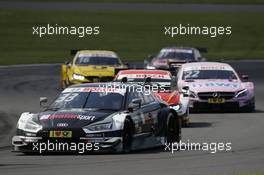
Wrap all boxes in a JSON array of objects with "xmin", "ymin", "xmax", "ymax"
[{"xmin": 12, "ymin": 83, "xmax": 181, "ymax": 153}]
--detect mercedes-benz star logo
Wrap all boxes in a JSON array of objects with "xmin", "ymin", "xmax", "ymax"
[{"xmin": 212, "ymin": 92, "xmax": 219, "ymax": 98}]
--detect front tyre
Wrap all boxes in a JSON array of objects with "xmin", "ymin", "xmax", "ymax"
[
  {"xmin": 166, "ymin": 112, "xmax": 181, "ymax": 144},
  {"xmin": 122, "ymin": 118, "xmax": 133, "ymax": 153},
  {"xmin": 61, "ymin": 80, "xmax": 67, "ymax": 89},
  {"xmin": 241, "ymin": 97, "xmax": 255, "ymax": 112},
  {"xmin": 182, "ymin": 108, "xmax": 190, "ymax": 127}
]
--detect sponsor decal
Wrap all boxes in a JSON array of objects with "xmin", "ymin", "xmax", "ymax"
[
  {"xmin": 191, "ymin": 82, "xmax": 239, "ymax": 88},
  {"xmin": 40, "ymin": 114, "xmax": 96, "ymax": 121},
  {"xmin": 144, "ymin": 113, "xmax": 154, "ymax": 125},
  {"xmin": 79, "ymin": 53, "xmax": 117, "ymax": 58},
  {"xmin": 63, "ymin": 87, "xmax": 125, "ymax": 94},
  {"xmin": 117, "ymin": 74, "xmax": 171, "ymax": 80},
  {"xmin": 185, "ymin": 66, "xmax": 232, "ymax": 71},
  {"xmin": 161, "ymin": 49, "xmax": 193, "ymax": 54},
  {"xmin": 78, "ymin": 115, "xmax": 96, "ymax": 120}
]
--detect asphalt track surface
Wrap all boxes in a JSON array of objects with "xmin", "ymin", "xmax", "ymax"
[
  {"xmin": 0, "ymin": 2, "xmax": 264, "ymax": 12},
  {"xmin": 0, "ymin": 61, "xmax": 263, "ymax": 175}
]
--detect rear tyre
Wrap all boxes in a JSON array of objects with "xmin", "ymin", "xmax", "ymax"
[
  {"xmin": 166, "ymin": 112, "xmax": 181, "ymax": 144},
  {"xmin": 122, "ymin": 118, "xmax": 133, "ymax": 153}
]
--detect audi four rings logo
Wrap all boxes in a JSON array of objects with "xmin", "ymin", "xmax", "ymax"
[
  {"xmin": 57, "ymin": 123, "xmax": 68, "ymax": 127},
  {"xmin": 212, "ymin": 92, "xmax": 219, "ymax": 98}
]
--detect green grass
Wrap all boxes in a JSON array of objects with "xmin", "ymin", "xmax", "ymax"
[
  {"xmin": 1, "ymin": 0, "xmax": 264, "ymax": 4},
  {"xmin": 0, "ymin": 9, "xmax": 264, "ymax": 64}
]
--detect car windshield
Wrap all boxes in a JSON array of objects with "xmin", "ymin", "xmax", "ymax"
[
  {"xmin": 157, "ymin": 50, "xmax": 194, "ymax": 61},
  {"xmin": 183, "ymin": 70, "xmax": 238, "ymax": 80},
  {"xmin": 48, "ymin": 91, "xmax": 124, "ymax": 110},
  {"xmin": 75, "ymin": 56, "xmax": 120, "ymax": 66}
]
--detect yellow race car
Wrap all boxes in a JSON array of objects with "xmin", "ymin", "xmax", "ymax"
[{"xmin": 61, "ymin": 50, "xmax": 127, "ymax": 88}]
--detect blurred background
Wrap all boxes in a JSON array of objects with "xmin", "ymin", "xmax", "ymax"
[{"xmin": 0, "ymin": 0, "xmax": 264, "ymax": 64}]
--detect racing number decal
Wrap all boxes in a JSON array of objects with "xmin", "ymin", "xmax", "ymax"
[
  {"xmin": 64, "ymin": 93, "xmax": 79, "ymax": 102},
  {"xmin": 56, "ymin": 93, "xmax": 79, "ymax": 103},
  {"xmin": 184, "ymin": 70, "xmax": 200, "ymax": 79}
]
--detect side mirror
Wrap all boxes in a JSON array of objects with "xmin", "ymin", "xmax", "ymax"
[
  {"xmin": 144, "ymin": 55, "xmax": 154, "ymax": 64},
  {"xmin": 70, "ymin": 49, "xmax": 79, "ymax": 55},
  {"xmin": 40, "ymin": 97, "xmax": 48, "ymax": 107},
  {"xmin": 182, "ymin": 86, "xmax": 189, "ymax": 97},
  {"xmin": 182, "ymin": 86, "xmax": 189, "ymax": 91},
  {"xmin": 128, "ymin": 98, "xmax": 142, "ymax": 112},
  {"xmin": 171, "ymin": 75, "xmax": 178, "ymax": 84},
  {"xmin": 123, "ymin": 62, "xmax": 130, "ymax": 68},
  {"xmin": 65, "ymin": 61, "xmax": 71, "ymax": 67},
  {"xmin": 121, "ymin": 77, "xmax": 128, "ymax": 83},
  {"xmin": 197, "ymin": 57, "xmax": 206, "ymax": 61},
  {"xmin": 241, "ymin": 75, "xmax": 249, "ymax": 81},
  {"xmin": 147, "ymin": 54, "xmax": 154, "ymax": 60}
]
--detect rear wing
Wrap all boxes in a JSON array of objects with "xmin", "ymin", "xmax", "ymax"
[
  {"xmin": 70, "ymin": 49, "xmax": 83, "ymax": 55},
  {"xmin": 115, "ymin": 67, "xmax": 128, "ymax": 75}
]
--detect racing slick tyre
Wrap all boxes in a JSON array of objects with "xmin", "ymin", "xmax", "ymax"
[
  {"xmin": 122, "ymin": 118, "xmax": 134, "ymax": 153},
  {"xmin": 61, "ymin": 78, "xmax": 70, "ymax": 89},
  {"xmin": 242, "ymin": 98, "xmax": 255, "ymax": 112},
  {"xmin": 182, "ymin": 108, "xmax": 190, "ymax": 127},
  {"xmin": 166, "ymin": 112, "xmax": 181, "ymax": 144},
  {"xmin": 61, "ymin": 80, "xmax": 67, "ymax": 89},
  {"xmin": 182, "ymin": 118, "xmax": 190, "ymax": 128}
]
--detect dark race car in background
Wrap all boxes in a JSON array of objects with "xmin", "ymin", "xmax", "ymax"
[
  {"xmin": 12, "ymin": 83, "xmax": 181, "ymax": 154},
  {"xmin": 144, "ymin": 46, "xmax": 207, "ymax": 75}
]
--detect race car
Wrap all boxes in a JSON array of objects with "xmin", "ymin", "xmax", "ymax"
[
  {"xmin": 61, "ymin": 50, "xmax": 127, "ymax": 88},
  {"xmin": 12, "ymin": 83, "xmax": 181, "ymax": 154},
  {"xmin": 115, "ymin": 69, "xmax": 190, "ymax": 126},
  {"xmin": 144, "ymin": 46, "xmax": 206, "ymax": 75},
  {"xmin": 177, "ymin": 62, "xmax": 255, "ymax": 112}
]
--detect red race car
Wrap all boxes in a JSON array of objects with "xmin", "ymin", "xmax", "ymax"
[{"xmin": 115, "ymin": 69, "xmax": 190, "ymax": 126}]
